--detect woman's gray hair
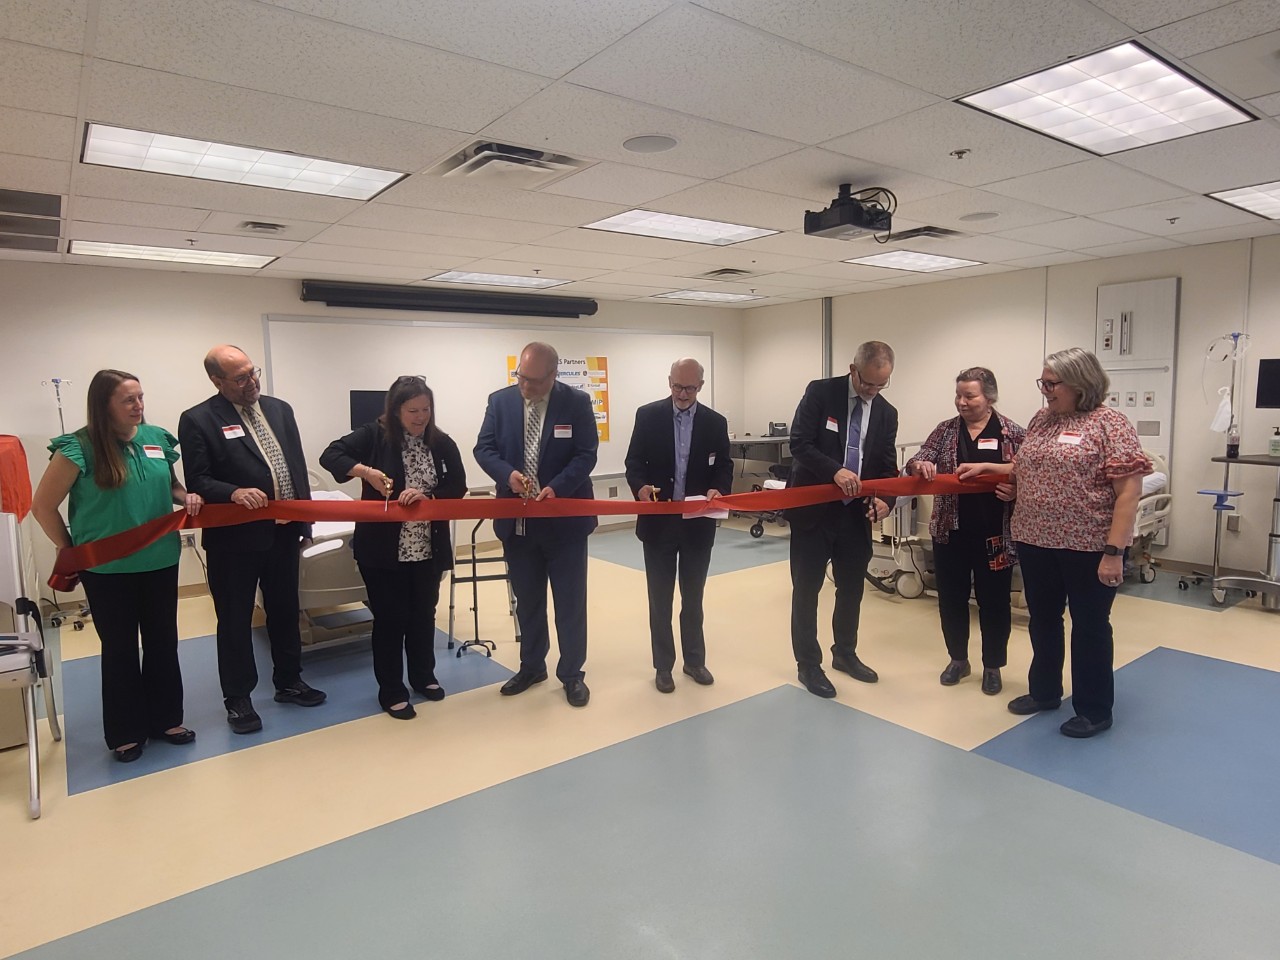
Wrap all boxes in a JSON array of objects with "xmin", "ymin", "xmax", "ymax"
[
  {"xmin": 956, "ymin": 366, "xmax": 998, "ymax": 403},
  {"xmin": 1045, "ymin": 347, "xmax": 1110, "ymax": 411}
]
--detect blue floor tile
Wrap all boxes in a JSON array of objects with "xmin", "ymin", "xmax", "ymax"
[{"xmin": 589, "ymin": 524, "xmax": 788, "ymax": 574}]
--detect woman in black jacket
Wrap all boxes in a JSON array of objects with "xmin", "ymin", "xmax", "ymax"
[{"xmin": 320, "ymin": 376, "xmax": 466, "ymax": 719}]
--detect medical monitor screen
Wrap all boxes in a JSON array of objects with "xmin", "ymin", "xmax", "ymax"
[
  {"xmin": 349, "ymin": 390, "xmax": 387, "ymax": 430},
  {"xmin": 1257, "ymin": 360, "xmax": 1280, "ymax": 409}
]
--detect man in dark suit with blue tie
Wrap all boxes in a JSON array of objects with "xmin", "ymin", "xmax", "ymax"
[
  {"xmin": 475, "ymin": 342, "xmax": 599, "ymax": 707},
  {"xmin": 624, "ymin": 358, "xmax": 733, "ymax": 694},
  {"xmin": 178, "ymin": 345, "xmax": 326, "ymax": 734},
  {"xmin": 787, "ymin": 341, "xmax": 898, "ymax": 698}
]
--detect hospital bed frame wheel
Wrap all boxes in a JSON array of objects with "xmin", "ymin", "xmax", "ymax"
[
  {"xmin": 1139, "ymin": 565, "xmax": 1156, "ymax": 584},
  {"xmin": 895, "ymin": 572, "xmax": 924, "ymax": 599},
  {"xmin": 749, "ymin": 522, "xmax": 764, "ymax": 538}
]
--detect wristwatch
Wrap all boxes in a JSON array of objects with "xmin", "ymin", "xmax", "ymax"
[{"xmin": 1102, "ymin": 544, "xmax": 1122, "ymax": 556}]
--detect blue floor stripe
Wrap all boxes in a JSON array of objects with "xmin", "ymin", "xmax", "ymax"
[
  {"xmin": 974, "ymin": 647, "xmax": 1280, "ymax": 864},
  {"xmin": 589, "ymin": 524, "xmax": 788, "ymax": 574},
  {"xmin": 62, "ymin": 629, "xmax": 512, "ymax": 794}
]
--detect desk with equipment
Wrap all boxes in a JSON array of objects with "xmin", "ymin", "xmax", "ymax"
[{"xmin": 729, "ymin": 427, "xmax": 792, "ymax": 538}]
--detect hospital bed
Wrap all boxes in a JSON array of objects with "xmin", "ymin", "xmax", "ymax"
[
  {"xmin": 1131, "ymin": 452, "xmax": 1171, "ymax": 584},
  {"xmin": 297, "ymin": 488, "xmax": 371, "ymax": 645}
]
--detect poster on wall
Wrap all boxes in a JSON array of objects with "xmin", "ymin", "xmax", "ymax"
[{"xmin": 507, "ymin": 355, "xmax": 610, "ymax": 442}]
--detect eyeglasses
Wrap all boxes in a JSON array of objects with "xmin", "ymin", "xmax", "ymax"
[
  {"xmin": 514, "ymin": 368, "xmax": 555, "ymax": 385},
  {"xmin": 854, "ymin": 368, "xmax": 891, "ymax": 390},
  {"xmin": 221, "ymin": 367, "xmax": 262, "ymax": 387},
  {"xmin": 670, "ymin": 382, "xmax": 701, "ymax": 395},
  {"xmin": 1036, "ymin": 378, "xmax": 1064, "ymax": 392}
]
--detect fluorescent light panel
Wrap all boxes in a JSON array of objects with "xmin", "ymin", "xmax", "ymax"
[
  {"xmin": 960, "ymin": 42, "xmax": 1250, "ymax": 155},
  {"xmin": 846, "ymin": 251, "xmax": 982, "ymax": 272},
  {"xmin": 426, "ymin": 271, "xmax": 570, "ymax": 288},
  {"xmin": 83, "ymin": 123, "xmax": 404, "ymax": 200},
  {"xmin": 653, "ymin": 289, "xmax": 763, "ymax": 302},
  {"xmin": 1209, "ymin": 180, "xmax": 1280, "ymax": 220},
  {"xmin": 584, "ymin": 209, "xmax": 777, "ymax": 245},
  {"xmin": 69, "ymin": 240, "xmax": 275, "ymax": 268}
]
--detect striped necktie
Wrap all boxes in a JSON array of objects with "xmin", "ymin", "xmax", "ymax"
[{"xmin": 524, "ymin": 400, "xmax": 542, "ymax": 488}]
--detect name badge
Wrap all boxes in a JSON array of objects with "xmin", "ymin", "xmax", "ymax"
[
  {"xmin": 554, "ymin": 424, "xmax": 572, "ymax": 439},
  {"xmin": 222, "ymin": 424, "xmax": 246, "ymax": 439},
  {"xmin": 825, "ymin": 417, "xmax": 839, "ymax": 433},
  {"xmin": 142, "ymin": 445, "xmax": 165, "ymax": 459},
  {"xmin": 977, "ymin": 438, "xmax": 998, "ymax": 450},
  {"xmin": 707, "ymin": 453, "xmax": 716, "ymax": 465},
  {"xmin": 1057, "ymin": 431, "xmax": 1083, "ymax": 445}
]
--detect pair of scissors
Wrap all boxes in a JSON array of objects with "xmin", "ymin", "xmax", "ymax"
[{"xmin": 380, "ymin": 474, "xmax": 393, "ymax": 512}]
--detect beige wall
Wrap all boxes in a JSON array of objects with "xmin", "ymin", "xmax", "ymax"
[{"xmin": 740, "ymin": 300, "xmax": 822, "ymax": 437}]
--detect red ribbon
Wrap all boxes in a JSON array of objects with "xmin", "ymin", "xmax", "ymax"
[{"xmin": 50, "ymin": 473, "xmax": 1001, "ymax": 588}]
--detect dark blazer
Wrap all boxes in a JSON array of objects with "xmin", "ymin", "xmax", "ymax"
[
  {"xmin": 787, "ymin": 375, "xmax": 898, "ymax": 531},
  {"xmin": 474, "ymin": 380, "xmax": 599, "ymax": 540},
  {"xmin": 319, "ymin": 422, "xmax": 467, "ymax": 570},
  {"xmin": 178, "ymin": 393, "xmax": 311, "ymax": 551},
  {"xmin": 624, "ymin": 398, "xmax": 733, "ymax": 543}
]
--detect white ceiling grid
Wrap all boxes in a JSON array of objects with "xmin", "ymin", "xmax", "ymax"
[{"xmin": 0, "ymin": 0, "xmax": 1275, "ymax": 308}]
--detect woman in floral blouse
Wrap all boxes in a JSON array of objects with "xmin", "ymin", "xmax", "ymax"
[
  {"xmin": 906, "ymin": 368, "xmax": 1023, "ymax": 696},
  {"xmin": 1007, "ymin": 348, "xmax": 1150, "ymax": 738},
  {"xmin": 321, "ymin": 376, "xmax": 466, "ymax": 719}
]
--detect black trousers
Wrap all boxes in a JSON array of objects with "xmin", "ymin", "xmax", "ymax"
[
  {"xmin": 790, "ymin": 504, "xmax": 872, "ymax": 667},
  {"xmin": 641, "ymin": 517, "xmax": 717, "ymax": 672},
  {"xmin": 80, "ymin": 565, "xmax": 182, "ymax": 750},
  {"xmin": 504, "ymin": 528, "xmax": 588, "ymax": 682},
  {"xmin": 206, "ymin": 524, "xmax": 304, "ymax": 700},
  {"xmin": 1016, "ymin": 542, "xmax": 1117, "ymax": 723},
  {"xmin": 932, "ymin": 527, "xmax": 1012, "ymax": 667},
  {"xmin": 358, "ymin": 560, "xmax": 442, "ymax": 708}
]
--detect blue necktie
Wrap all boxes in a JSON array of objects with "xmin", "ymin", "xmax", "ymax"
[{"xmin": 843, "ymin": 397, "xmax": 863, "ymax": 504}]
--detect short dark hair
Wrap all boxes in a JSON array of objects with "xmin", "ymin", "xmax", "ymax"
[{"xmin": 379, "ymin": 376, "xmax": 440, "ymax": 449}]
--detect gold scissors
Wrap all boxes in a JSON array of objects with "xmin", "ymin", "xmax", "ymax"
[
  {"xmin": 380, "ymin": 474, "xmax": 393, "ymax": 512},
  {"xmin": 522, "ymin": 475, "xmax": 535, "ymax": 499},
  {"xmin": 648, "ymin": 486, "xmax": 660, "ymax": 502}
]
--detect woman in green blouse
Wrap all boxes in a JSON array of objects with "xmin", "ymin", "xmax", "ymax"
[{"xmin": 32, "ymin": 369, "xmax": 204, "ymax": 762}]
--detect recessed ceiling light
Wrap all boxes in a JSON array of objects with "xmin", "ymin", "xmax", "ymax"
[
  {"xmin": 425, "ymin": 271, "xmax": 570, "ymax": 288},
  {"xmin": 69, "ymin": 240, "xmax": 276, "ymax": 268},
  {"xmin": 958, "ymin": 211, "xmax": 999, "ymax": 222},
  {"xmin": 845, "ymin": 250, "xmax": 983, "ymax": 272},
  {"xmin": 82, "ymin": 123, "xmax": 405, "ymax": 200},
  {"xmin": 583, "ymin": 210, "xmax": 777, "ymax": 245},
  {"xmin": 959, "ymin": 42, "xmax": 1251, "ymax": 155},
  {"xmin": 1208, "ymin": 180, "xmax": 1280, "ymax": 219},
  {"xmin": 623, "ymin": 135, "xmax": 679, "ymax": 153},
  {"xmin": 652, "ymin": 290, "xmax": 764, "ymax": 302}
]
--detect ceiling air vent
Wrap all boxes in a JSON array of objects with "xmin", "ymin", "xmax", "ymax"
[
  {"xmin": 427, "ymin": 141, "xmax": 592, "ymax": 189},
  {"xmin": 889, "ymin": 226, "xmax": 966, "ymax": 242},
  {"xmin": 0, "ymin": 188, "xmax": 61, "ymax": 252},
  {"xmin": 237, "ymin": 220, "xmax": 289, "ymax": 233},
  {"xmin": 697, "ymin": 267, "xmax": 756, "ymax": 280}
]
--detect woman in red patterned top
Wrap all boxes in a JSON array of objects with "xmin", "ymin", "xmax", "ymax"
[
  {"xmin": 1007, "ymin": 347, "xmax": 1151, "ymax": 738},
  {"xmin": 906, "ymin": 368, "xmax": 1024, "ymax": 696}
]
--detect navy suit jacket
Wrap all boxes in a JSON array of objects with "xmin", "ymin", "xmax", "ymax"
[
  {"xmin": 787, "ymin": 375, "xmax": 898, "ymax": 531},
  {"xmin": 177, "ymin": 393, "xmax": 312, "ymax": 551},
  {"xmin": 624, "ymin": 398, "xmax": 733, "ymax": 543},
  {"xmin": 474, "ymin": 380, "xmax": 599, "ymax": 541}
]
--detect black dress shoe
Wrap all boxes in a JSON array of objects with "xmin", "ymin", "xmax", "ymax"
[
  {"xmin": 225, "ymin": 696, "xmax": 263, "ymax": 734},
  {"xmin": 274, "ymin": 680, "xmax": 326, "ymax": 707},
  {"xmin": 1007, "ymin": 694, "xmax": 1062, "ymax": 715},
  {"xmin": 414, "ymin": 683, "xmax": 446, "ymax": 702},
  {"xmin": 682, "ymin": 664, "xmax": 714, "ymax": 685},
  {"xmin": 1060, "ymin": 715, "xmax": 1112, "ymax": 738},
  {"xmin": 797, "ymin": 664, "xmax": 837, "ymax": 698},
  {"xmin": 500, "ymin": 670, "xmax": 548, "ymax": 696},
  {"xmin": 940, "ymin": 660, "xmax": 971, "ymax": 686},
  {"xmin": 981, "ymin": 668, "xmax": 1002, "ymax": 695},
  {"xmin": 655, "ymin": 670, "xmax": 675, "ymax": 693},
  {"xmin": 113, "ymin": 743, "xmax": 144, "ymax": 763},
  {"xmin": 564, "ymin": 678, "xmax": 590, "ymax": 707},
  {"xmin": 385, "ymin": 702, "xmax": 417, "ymax": 720},
  {"xmin": 160, "ymin": 727, "xmax": 196, "ymax": 745},
  {"xmin": 831, "ymin": 653, "xmax": 878, "ymax": 683}
]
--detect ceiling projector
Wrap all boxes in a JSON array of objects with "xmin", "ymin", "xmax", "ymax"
[{"xmin": 804, "ymin": 183, "xmax": 893, "ymax": 240}]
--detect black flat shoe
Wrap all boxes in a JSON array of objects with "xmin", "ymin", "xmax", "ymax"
[
  {"xmin": 1060, "ymin": 715, "xmax": 1112, "ymax": 738},
  {"xmin": 831, "ymin": 653, "xmax": 878, "ymax": 683},
  {"xmin": 655, "ymin": 670, "xmax": 675, "ymax": 694},
  {"xmin": 113, "ymin": 743, "xmax": 143, "ymax": 763},
  {"xmin": 415, "ymin": 684, "xmax": 446, "ymax": 702},
  {"xmin": 161, "ymin": 728, "xmax": 196, "ymax": 745},
  {"xmin": 981, "ymin": 668, "xmax": 1002, "ymax": 695},
  {"xmin": 385, "ymin": 702, "xmax": 417, "ymax": 720},
  {"xmin": 940, "ymin": 661, "xmax": 971, "ymax": 686}
]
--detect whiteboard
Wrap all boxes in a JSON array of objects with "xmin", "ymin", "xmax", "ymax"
[{"xmin": 264, "ymin": 314, "xmax": 712, "ymax": 490}]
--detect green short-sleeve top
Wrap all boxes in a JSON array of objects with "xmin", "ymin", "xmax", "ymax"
[{"xmin": 49, "ymin": 423, "xmax": 181, "ymax": 574}]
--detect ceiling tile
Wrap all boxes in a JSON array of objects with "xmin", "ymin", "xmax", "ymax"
[
  {"xmin": 1184, "ymin": 30, "xmax": 1280, "ymax": 99},
  {"xmin": 1144, "ymin": 0, "xmax": 1280, "ymax": 57},
  {"xmin": 1173, "ymin": 220, "xmax": 1280, "ymax": 244},
  {"xmin": 1086, "ymin": 0, "xmax": 1225, "ymax": 31},
  {"xmin": 1003, "ymin": 251, "xmax": 1098, "ymax": 267},
  {"xmin": 0, "ymin": 248, "xmax": 63, "ymax": 264},
  {"xmin": 694, "ymin": 0, "xmax": 1128, "ymax": 97},
  {"xmin": 0, "ymin": 105, "xmax": 76, "ymax": 161},
  {"xmin": 525, "ymin": 227, "xmax": 696, "ymax": 259},
  {"xmin": 260, "ymin": 0, "xmax": 672, "ymax": 78},
  {"xmin": 895, "ymin": 188, "xmax": 1071, "ymax": 234},
  {"xmin": 262, "ymin": 259, "xmax": 428, "ymax": 281},
  {"xmin": 66, "ymin": 221, "xmax": 300, "ymax": 256},
  {"xmin": 339, "ymin": 204, "xmax": 564, "ymax": 243},
  {"xmin": 649, "ymin": 182, "xmax": 814, "ymax": 232},
  {"xmin": 585, "ymin": 270, "xmax": 715, "ymax": 288},
  {"xmin": 541, "ymin": 163, "xmax": 703, "ymax": 206},
  {"xmin": 481, "ymin": 82, "xmax": 798, "ymax": 180},
  {"xmin": 983, "ymin": 159, "xmax": 1190, "ymax": 215},
  {"xmin": 1111, "ymin": 121, "xmax": 1280, "ymax": 193},
  {"xmin": 567, "ymin": 5, "xmax": 935, "ymax": 144},
  {"xmin": 1092, "ymin": 194, "xmax": 1260, "ymax": 235},
  {"xmin": 308, "ymin": 225, "xmax": 512, "ymax": 259},
  {"xmin": 88, "ymin": 61, "xmax": 472, "ymax": 175},
  {"xmin": 198, "ymin": 211, "xmax": 331, "ymax": 242},
  {"xmin": 284, "ymin": 242, "xmax": 465, "ymax": 271},
  {"xmin": 556, "ymin": 280, "xmax": 677, "ymax": 299},
  {"xmin": 70, "ymin": 196, "xmax": 210, "ymax": 231},
  {"xmin": 995, "ymin": 217, "xmax": 1151, "ymax": 248},
  {"xmin": 0, "ymin": 39, "xmax": 81, "ymax": 115},
  {"xmin": 373, "ymin": 175, "xmax": 626, "ymax": 226},
  {"xmin": 823, "ymin": 102, "xmax": 1087, "ymax": 187},
  {"xmin": 1078, "ymin": 237, "xmax": 1187, "ymax": 257},
  {"xmin": 730, "ymin": 231, "xmax": 875, "ymax": 261},
  {"xmin": 0, "ymin": 0, "xmax": 87, "ymax": 52},
  {"xmin": 888, "ymin": 233, "xmax": 1063, "ymax": 262},
  {"xmin": 477, "ymin": 243, "xmax": 659, "ymax": 272},
  {"xmin": 95, "ymin": 0, "xmax": 549, "ymax": 131},
  {"xmin": 444, "ymin": 258, "xmax": 604, "ymax": 282},
  {"xmin": 1250, "ymin": 92, "xmax": 1280, "ymax": 116},
  {"xmin": 788, "ymin": 261, "xmax": 909, "ymax": 282},
  {"xmin": 671, "ymin": 247, "xmax": 830, "ymax": 274},
  {"xmin": 722, "ymin": 147, "xmax": 960, "ymax": 206},
  {"xmin": 0, "ymin": 151, "xmax": 70, "ymax": 194}
]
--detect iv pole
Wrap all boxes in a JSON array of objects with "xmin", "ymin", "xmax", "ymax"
[{"xmin": 40, "ymin": 378, "xmax": 89, "ymax": 629}]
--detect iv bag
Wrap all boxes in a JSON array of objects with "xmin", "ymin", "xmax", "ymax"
[{"xmin": 1209, "ymin": 386, "xmax": 1232, "ymax": 433}]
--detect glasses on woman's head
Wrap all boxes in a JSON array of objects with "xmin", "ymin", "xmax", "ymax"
[{"xmin": 1036, "ymin": 378, "xmax": 1064, "ymax": 393}]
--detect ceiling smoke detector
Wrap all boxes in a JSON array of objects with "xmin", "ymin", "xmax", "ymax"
[{"xmin": 428, "ymin": 141, "xmax": 592, "ymax": 189}]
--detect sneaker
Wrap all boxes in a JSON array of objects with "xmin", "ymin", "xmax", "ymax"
[
  {"xmin": 225, "ymin": 696, "xmax": 263, "ymax": 734},
  {"xmin": 274, "ymin": 680, "xmax": 326, "ymax": 707}
]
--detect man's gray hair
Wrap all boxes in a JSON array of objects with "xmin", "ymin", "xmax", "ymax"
[
  {"xmin": 521, "ymin": 341, "xmax": 559, "ymax": 372},
  {"xmin": 853, "ymin": 341, "xmax": 895, "ymax": 370},
  {"xmin": 1045, "ymin": 347, "xmax": 1110, "ymax": 411},
  {"xmin": 670, "ymin": 357, "xmax": 705, "ymax": 379}
]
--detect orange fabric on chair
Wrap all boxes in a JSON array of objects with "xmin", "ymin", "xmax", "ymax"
[{"xmin": 0, "ymin": 435, "xmax": 33, "ymax": 521}]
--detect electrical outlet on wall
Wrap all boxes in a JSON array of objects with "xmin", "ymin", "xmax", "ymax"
[{"xmin": 180, "ymin": 533, "xmax": 197, "ymax": 549}]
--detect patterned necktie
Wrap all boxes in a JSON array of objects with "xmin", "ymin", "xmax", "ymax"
[
  {"xmin": 843, "ymin": 397, "xmax": 863, "ymax": 505},
  {"xmin": 524, "ymin": 400, "xmax": 542, "ymax": 488},
  {"xmin": 243, "ymin": 406, "xmax": 295, "ymax": 500}
]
